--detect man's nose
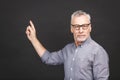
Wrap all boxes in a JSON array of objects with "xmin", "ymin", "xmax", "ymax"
[{"xmin": 79, "ymin": 27, "xmax": 83, "ymax": 33}]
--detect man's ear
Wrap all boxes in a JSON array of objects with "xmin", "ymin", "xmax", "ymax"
[
  {"xmin": 71, "ymin": 27, "xmax": 73, "ymax": 34},
  {"xmin": 89, "ymin": 25, "xmax": 92, "ymax": 32}
]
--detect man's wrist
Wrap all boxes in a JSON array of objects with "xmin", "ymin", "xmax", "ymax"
[{"xmin": 30, "ymin": 37, "xmax": 38, "ymax": 44}]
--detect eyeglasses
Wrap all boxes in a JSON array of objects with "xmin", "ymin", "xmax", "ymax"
[{"xmin": 71, "ymin": 23, "xmax": 91, "ymax": 30}]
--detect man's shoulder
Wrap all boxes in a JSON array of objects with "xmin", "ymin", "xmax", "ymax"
[
  {"xmin": 66, "ymin": 42, "xmax": 74, "ymax": 46},
  {"xmin": 90, "ymin": 39, "xmax": 101, "ymax": 47},
  {"xmin": 64, "ymin": 42, "xmax": 74, "ymax": 49},
  {"xmin": 90, "ymin": 39, "xmax": 107, "ymax": 53}
]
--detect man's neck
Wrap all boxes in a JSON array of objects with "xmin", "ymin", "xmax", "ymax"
[
  {"xmin": 75, "ymin": 36, "xmax": 91, "ymax": 47},
  {"xmin": 75, "ymin": 41, "xmax": 83, "ymax": 47}
]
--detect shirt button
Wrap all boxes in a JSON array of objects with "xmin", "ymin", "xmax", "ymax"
[
  {"xmin": 75, "ymin": 49, "xmax": 78, "ymax": 53},
  {"xmin": 70, "ymin": 78, "xmax": 72, "ymax": 80},
  {"xmin": 73, "ymin": 58, "xmax": 75, "ymax": 61},
  {"xmin": 71, "ymin": 68, "xmax": 73, "ymax": 71}
]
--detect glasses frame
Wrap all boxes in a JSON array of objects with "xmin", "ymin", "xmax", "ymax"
[{"xmin": 71, "ymin": 23, "xmax": 91, "ymax": 30}]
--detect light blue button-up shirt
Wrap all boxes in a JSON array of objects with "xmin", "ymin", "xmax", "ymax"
[{"xmin": 41, "ymin": 37, "xmax": 109, "ymax": 80}]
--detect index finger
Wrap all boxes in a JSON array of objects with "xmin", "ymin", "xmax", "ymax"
[{"xmin": 29, "ymin": 20, "xmax": 35, "ymax": 30}]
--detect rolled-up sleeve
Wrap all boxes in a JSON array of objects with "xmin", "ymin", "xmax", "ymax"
[
  {"xmin": 93, "ymin": 47, "xmax": 109, "ymax": 80},
  {"xmin": 41, "ymin": 50, "xmax": 64, "ymax": 65}
]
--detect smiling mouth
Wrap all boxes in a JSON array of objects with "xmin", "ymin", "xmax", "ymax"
[{"xmin": 77, "ymin": 35, "xmax": 85, "ymax": 37}]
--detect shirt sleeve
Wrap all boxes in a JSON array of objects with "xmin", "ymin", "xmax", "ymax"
[
  {"xmin": 41, "ymin": 49, "xmax": 64, "ymax": 65},
  {"xmin": 93, "ymin": 47, "xmax": 109, "ymax": 80}
]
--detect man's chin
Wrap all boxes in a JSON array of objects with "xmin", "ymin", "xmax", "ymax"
[{"xmin": 76, "ymin": 38, "xmax": 86, "ymax": 42}]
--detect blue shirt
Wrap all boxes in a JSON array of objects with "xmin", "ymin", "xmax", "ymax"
[{"xmin": 41, "ymin": 37, "xmax": 109, "ymax": 80}]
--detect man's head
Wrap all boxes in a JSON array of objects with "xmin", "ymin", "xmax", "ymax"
[{"xmin": 70, "ymin": 10, "xmax": 92, "ymax": 46}]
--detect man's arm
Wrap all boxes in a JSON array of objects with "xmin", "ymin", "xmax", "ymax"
[
  {"xmin": 26, "ymin": 20, "xmax": 46, "ymax": 57},
  {"xmin": 93, "ymin": 47, "xmax": 109, "ymax": 80}
]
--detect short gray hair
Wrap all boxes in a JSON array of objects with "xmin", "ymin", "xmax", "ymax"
[{"xmin": 71, "ymin": 10, "xmax": 91, "ymax": 21}]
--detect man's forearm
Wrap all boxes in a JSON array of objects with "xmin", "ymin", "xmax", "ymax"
[{"xmin": 31, "ymin": 38, "xmax": 46, "ymax": 57}]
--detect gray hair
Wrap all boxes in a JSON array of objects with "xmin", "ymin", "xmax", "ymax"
[{"xmin": 71, "ymin": 10, "xmax": 91, "ymax": 21}]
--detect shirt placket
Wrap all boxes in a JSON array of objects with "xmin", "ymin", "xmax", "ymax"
[{"xmin": 69, "ymin": 47, "xmax": 78, "ymax": 80}]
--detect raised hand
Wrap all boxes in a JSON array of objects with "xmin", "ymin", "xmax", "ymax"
[
  {"xmin": 26, "ymin": 20, "xmax": 37, "ymax": 42},
  {"xmin": 25, "ymin": 20, "xmax": 46, "ymax": 57}
]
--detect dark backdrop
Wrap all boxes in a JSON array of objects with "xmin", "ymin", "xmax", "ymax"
[{"xmin": 0, "ymin": 0, "xmax": 120, "ymax": 80}]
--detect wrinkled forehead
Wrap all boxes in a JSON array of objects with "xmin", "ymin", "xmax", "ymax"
[{"xmin": 71, "ymin": 15, "xmax": 90, "ymax": 25}]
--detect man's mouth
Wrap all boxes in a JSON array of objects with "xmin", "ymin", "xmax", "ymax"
[{"xmin": 77, "ymin": 35, "xmax": 85, "ymax": 37}]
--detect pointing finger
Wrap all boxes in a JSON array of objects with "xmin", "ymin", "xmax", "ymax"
[{"xmin": 29, "ymin": 20, "xmax": 35, "ymax": 31}]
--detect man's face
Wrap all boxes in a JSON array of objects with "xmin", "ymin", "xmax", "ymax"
[{"xmin": 71, "ymin": 15, "xmax": 91, "ymax": 44}]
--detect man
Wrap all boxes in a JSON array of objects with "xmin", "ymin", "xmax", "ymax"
[{"xmin": 26, "ymin": 10, "xmax": 109, "ymax": 80}]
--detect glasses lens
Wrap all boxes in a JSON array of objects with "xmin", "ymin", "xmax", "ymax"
[{"xmin": 71, "ymin": 23, "xmax": 90, "ymax": 30}]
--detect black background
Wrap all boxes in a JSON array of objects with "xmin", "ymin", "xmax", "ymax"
[{"xmin": 0, "ymin": 0, "xmax": 120, "ymax": 80}]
